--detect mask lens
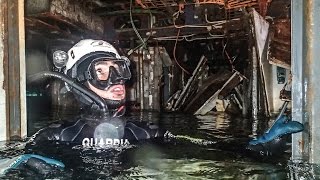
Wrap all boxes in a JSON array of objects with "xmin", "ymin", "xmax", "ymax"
[
  {"xmin": 90, "ymin": 58, "xmax": 131, "ymax": 89},
  {"xmin": 94, "ymin": 61, "xmax": 120, "ymax": 81}
]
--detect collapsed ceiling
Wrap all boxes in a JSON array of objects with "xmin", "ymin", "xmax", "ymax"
[
  {"xmin": 25, "ymin": 0, "xmax": 289, "ymax": 44},
  {"xmin": 25, "ymin": 0, "xmax": 291, "ymax": 67}
]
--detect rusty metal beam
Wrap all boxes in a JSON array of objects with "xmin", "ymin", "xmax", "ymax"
[
  {"xmin": 0, "ymin": 0, "xmax": 8, "ymax": 141},
  {"xmin": 258, "ymin": 0, "xmax": 270, "ymax": 17},
  {"xmin": 0, "ymin": 0, "xmax": 26, "ymax": 141},
  {"xmin": 8, "ymin": 0, "xmax": 26, "ymax": 140},
  {"xmin": 8, "ymin": 0, "xmax": 21, "ymax": 139}
]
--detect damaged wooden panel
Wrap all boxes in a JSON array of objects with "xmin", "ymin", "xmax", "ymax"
[
  {"xmin": 184, "ymin": 71, "xmax": 243, "ymax": 115},
  {"xmin": 268, "ymin": 18, "xmax": 291, "ymax": 69},
  {"xmin": 218, "ymin": 73, "xmax": 244, "ymax": 99},
  {"xmin": 26, "ymin": 0, "xmax": 104, "ymax": 37},
  {"xmin": 172, "ymin": 56, "xmax": 207, "ymax": 111}
]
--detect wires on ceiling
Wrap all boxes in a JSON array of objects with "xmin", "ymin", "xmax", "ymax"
[
  {"xmin": 128, "ymin": 0, "xmax": 153, "ymax": 56},
  {"xmin": 129, "ymin": 0, "xmax": 145, "ymax": 47}
]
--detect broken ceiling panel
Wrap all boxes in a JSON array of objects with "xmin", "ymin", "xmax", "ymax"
[
  {"xmin": 25, "ymin": 0, "xmax": 104, "ymax": 39},
  {"xmin": 24, "ymin": 0, "xmax": 275, "ymax": 42},
  {"xmin": 140, "ymin": 0, "xmax": 262, "ymax": 11}
]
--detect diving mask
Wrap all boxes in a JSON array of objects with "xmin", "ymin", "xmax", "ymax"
[{"xmin": 89, "ymin": 58, "xmax": 131, "ymax": 90}]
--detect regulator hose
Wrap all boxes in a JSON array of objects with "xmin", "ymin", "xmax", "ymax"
[{"xmin": 27, "ymin": 71, "xmax": 109, "ymax": 118}]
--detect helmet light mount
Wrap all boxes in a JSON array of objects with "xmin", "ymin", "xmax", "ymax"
[{"xmin": 53, "ymin": 50, "xmax": 68, "ymax": 70}]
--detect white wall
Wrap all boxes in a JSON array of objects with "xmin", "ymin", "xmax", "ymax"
[{"xmin": 0, "ymin": 0, "xmax": 7, "ymax": 141}]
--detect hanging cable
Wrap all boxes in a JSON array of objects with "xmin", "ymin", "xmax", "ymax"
[
  {"xmin": 154, "ymin": 33, "xmax": 224, "ymax": 41},
  {"xmin": 127, "ymin": 36, "xmax": 151, "ymax": 56},
  {"xmin": 173, "ymin": 29, "xmax": 190, "ymax": 75},
  {"xmin": 128, "ymin": 0, "xmax": 154, "ymax": 56},
  {"xmin": 130, "ymin": 0, "xmax": 146, "ymax": 48}
]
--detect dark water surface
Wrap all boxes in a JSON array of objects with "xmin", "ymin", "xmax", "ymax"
[{"xmin": 0, "ymin": 111, "xmax": 299, "ymax": 179}]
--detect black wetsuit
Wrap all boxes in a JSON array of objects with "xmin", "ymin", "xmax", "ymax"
[
  {"xmin": 5, "ymin": 114, "xmax": 300, "ymax": 177},
  {"xmin": 30, "ymin": 114, "xmax": 298, "ymax": 156},
  {"xmin": 11, "ymin": 116, "xmax": 167, "ymax": 176},
  {"xmin": 31, "ymin": 116, "xmax": 167, "ymax": 145}
]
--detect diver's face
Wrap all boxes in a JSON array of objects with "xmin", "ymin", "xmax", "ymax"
[{"xmin": 88, "ymin": 61, "xmax": 126, "ymax": 101}]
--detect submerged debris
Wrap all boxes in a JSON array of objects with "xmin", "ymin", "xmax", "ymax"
[{"xmin": 288, "ymin": 160, "xmax": 320, "ymax": 180}]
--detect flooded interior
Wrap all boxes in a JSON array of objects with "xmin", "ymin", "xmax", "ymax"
[
  {"xmin": 0, "ymin": 0, "xmax": 320, "ymax": 179},
  {"xmin": 0, "ymin": 95, "xmax": 317, "ymax": 179},
  {"xmin": 2, "ymin": 106, "xmax": 290, "ymax": 180}
]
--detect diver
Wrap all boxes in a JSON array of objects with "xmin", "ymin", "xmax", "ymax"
[
  {"xmin": 27, "ymin": 39, "xmax": 166, "ymax": 144},
  {"xmin": 0, "ymin": 39, "xmax": 304, "ymax": 176},
  {"xmin": 1, "ymin": 39, "xmax": 166, "ymax": 176}
]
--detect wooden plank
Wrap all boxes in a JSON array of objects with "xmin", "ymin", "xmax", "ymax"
[
  {"xmin": 183, "ymin": 70, "xmax": 233, "ymax": 114},
  {"xmin": 172, "ymin": 55, "xmax": 207, "ymax": 111},
  {"xmin": 218, "ymin": 74, "xmax": 243, "ymax": 99},
  {"xmin": 193, "ymin": 71, "xmax": 243, "ymax": 115}
]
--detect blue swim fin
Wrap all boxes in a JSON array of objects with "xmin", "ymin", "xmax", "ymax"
[{"xmin": 249, "ymin": 116, "xmax": 304, "ymax": 145}]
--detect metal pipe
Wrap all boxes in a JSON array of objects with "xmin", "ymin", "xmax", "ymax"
[
  {"xmin": 276, "ymin": 101, "xmax": 289, "ymax": 120},
  {"xmin": 252, "ymin": 46, "xmax": 258, "ymax": 119},
  {"xmin": 139, "ymin": 49, "xmax": 144, "ymax": 110}
]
